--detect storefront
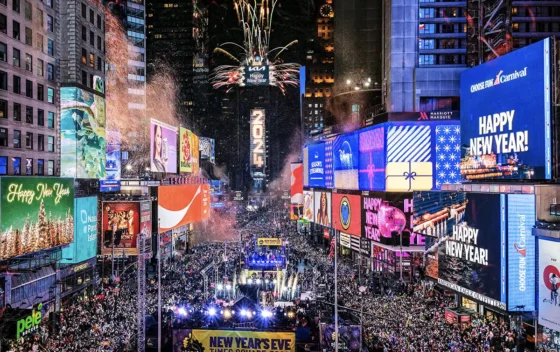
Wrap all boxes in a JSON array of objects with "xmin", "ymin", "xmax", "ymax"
[
  {"xmin": 59, "ymin": 258, "xmax": 97, "ymax": 301},
  {"xmin": 371, "ymin": 244, "xmax": 424, "ymax": 281}
]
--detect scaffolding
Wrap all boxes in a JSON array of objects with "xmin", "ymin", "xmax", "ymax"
[{"xmin": 137, "ymin": 233, "xmax": 150, "ymax": 352}]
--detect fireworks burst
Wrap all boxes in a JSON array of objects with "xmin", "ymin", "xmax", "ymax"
[{"xmin": 210, "ymin": 0, "xmax": 300, "ymax": 94}]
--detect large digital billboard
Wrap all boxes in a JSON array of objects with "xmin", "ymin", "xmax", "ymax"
[
  {"xmin": 538, "ymin": 239, "xmax": 560, "ymax": 332},
  {"xmin": 100, "ymin": 130, "xmax": 121, "ymax": 192},
  {"xmin": 179, "ymin": 127, "xmax": 200, "ymax": 174},
  {"xmin": 60, "ymin": 87, "xmax": 106, "ymax": 179},
  {"xmin": 332, "ymin": 192, "xmax": 361, "ymax": 237},
  {"xmin": 361, "ymin": 193, "xmax": 414, "ymax": 243},
  {"xmin": 0, "ymin": 178, "xmax": 74, "ymax": 258},
  {"xmin": 460, "ymin": 38, "xmax": 552, "ymax": 180},
  {"xmin": 102, "ymin": 201, "xmax": 140, "ymax": 256},
  {"xmin": 307, "ymin": 142, "xmax": 326, "ymax": 187},
  {"xmin": 325, "ymin": 138, "xmax": 334, "ymax": 188},
  {"xmin": 199, "ymin": 137, "xmax": 215, "ymax": 163},
  {"xmin": 303, "ymin": 146, "xmax": 309, "ymax": 187},
  {"xmin": 302, "ymin": 190, "xmax": 314, "ymax": 222},
  {"xmin": 507, "ymin": 194, "xmax": 535, "ymax": 312},
  {"xmin": 250, "ymin": 109, "xmax": 266, "ymax": 178},
  {"xmin": 359, "ymin": 126, "xmax": 385, "ymax": 190},
  {"xmin": 62, "ymin": 196, "xmax": 98, "ymax": 264},
  {"xmin": 313, "ymin": 190, "xmax": 331, "ymax": 227},
  {"xmin": 173, "ymin": 329, "xmax": 295, "ymax": 352},
  {"xmin": 333, "ymin": 132, "xmax": 359, "ymax": 189},
  {"xmin": 244, "ymin": 65, "xmax": 270, "ymax": 86},
  {"xmin": 150, "ymin": 119, "xmax": 178, "ymax": 173},
  {"xmin": 158, "ymin": 184, "xmax": 210, "ymax": 232},
  {"xmin": 290, "ymin": 163, "xmax": 303, "ymax": 220}
]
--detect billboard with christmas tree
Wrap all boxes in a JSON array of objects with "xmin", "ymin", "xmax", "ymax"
[{"xmin": 0, "ymin": 177, "xmax": 75, "ymax": 259}]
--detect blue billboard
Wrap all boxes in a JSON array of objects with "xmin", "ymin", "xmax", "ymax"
[
  {"xmin": 507, "ymin": 194, "xmax": 536, "ymax": 312},
  {"xmin": 460, "ymin": 38, "xmax": 552, "ymax": 180},
  {"xmin": 61, "ymin": 197, "xmax": 98, "ymax": 264},
  {"xmin": 333, "ymin": 132, "xmax": 359, "ymax": 189},
  {"xmin": 307, "ymin": 142, "xmax": 326, "ymax": 187},
  {"xmin": 358, "ymin": 126, "xmax": 385, "ymax": 190},
  {"xmin": 100, "ymin": 130, "xmax": 121, "ymax": 192}
]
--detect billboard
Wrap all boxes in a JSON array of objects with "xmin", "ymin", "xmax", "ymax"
[
  {"xmin": 199, "ymin": 137, "xmax": 215, "ymax": 163},
  {"xmin": 332, "ymin": 192, "xmax": 361, "ymax": 237},
  {"xmin": 460, "ymin": 38, "xmax": 552, "ymax": 180},
  {"xmin": 507, "ymin": 194, "xmax": 535, "ymax": 312},
  {"xmin": 61, "ymin": 196, "xmax": 98, "ymax": 264},
  {"xmin": 173, "ymin": 329, "xmax": 295, "ymax": 352},
  {"xmin": 361, "ymin": 193, "xmax": 414, "ymax": 243},
  {"xmin": 60, "ymin": 87, "xmax": 106, "ymax": 179},
  {"xmin": 158, "ymin": 184, "xmax": 210, "ymax": 232},
  {"xmin": 325, "ymin": 138, "xmax": 334, "ymax": 188},
  {"xmin": 538, "ymin": 239, "xmax": 560, "ymax": 331},
  {"xmin": 307, "ymin": 143, "xmax": 326, "ymax": 187},
  {"xmin": 179, "ymin": 127, "xmax": 200, "ymax": 174},
  {"xmin": 100, "ymin": 130, "xmax": 121, "ymax": 192},
  {"xmin": 290, "ymin": 163, "xmax": 303, "ymax": 220},
  {"xmin": 313, "ymin": 190, "xmax": 331, "ymax": 227},
  {"xmin": 303, "ymin": 146, "xmax": 309, "ymax": 187},
  {"xmin": 150, "ymin": 119, "xmax": 178, "ymax": 173},
  {"xmin": 244, "ymin": 65, "xmax": 270, "ymax": 86},
  {"xmin": 0, "ymin": 177, "xmax": 74, "ymax": 258},
  {"xmin": 302, "ymin": 190, "xmax": 314, "ymax": 222},
  {"xmin": 359, "ymin": 126, "xmax": 386, "ymax": 190},
  {"xmin": 102, "ymin": 202, "xmax": 140, "ymax": 256},
  {"xmin": 333, "ymin": 132, "xmax": 359, "ymax": 189},
  {"xmin": 250, "ymin": 109, "xmax": 266, "ymax": 177},
  {"xmin": 257, "ymin": 238, "xmax": 282, "ymax": 246}
]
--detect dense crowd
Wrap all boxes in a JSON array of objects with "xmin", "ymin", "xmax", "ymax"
[{"xmin": 7, "ymin": 205, "xmax": 531, "ymax": 351}]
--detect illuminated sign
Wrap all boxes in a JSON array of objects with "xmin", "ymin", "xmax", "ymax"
[
  {"xmin": 257, "ymin": 238, "xmax": 282, "ymax": 246},
  {"xmin": 539, "ymin": 239, "xmax": 560, "ymax": 331},
  {"xmin": 174, "ymin": 330, "xmax": 295, "ymax": 352},
  {"xmin": 61, "ymin": 196, "xmax": 98, "ymax": 264},
  {"xmin": 250, "ymin": 109, "xmax": 266, "ymax": 176},
  {"xmin": 244, "ymin": 65, "xmax": 270, "ymax": 86},
  {"xmin": 16, "ymin": 303, "xmax": 42, "ymax": 339}
]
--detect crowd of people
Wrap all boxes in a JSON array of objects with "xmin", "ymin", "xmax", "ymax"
[{"xmin": 5, "ymin": 204, "xmax": 535, "ymax": 351}]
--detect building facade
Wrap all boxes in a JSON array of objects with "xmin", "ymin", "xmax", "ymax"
[{"xmin": 0, "ymin": 0, "xmax": 60, "ymax": 176}]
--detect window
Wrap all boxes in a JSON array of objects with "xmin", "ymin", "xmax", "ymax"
[
  {"xmin": 419, "ymin": 8, "xmax": 435, "ymax": 18},
  {"xmin": 37, "ymin": 8, "xmax": 43, "ymax": 26},
  {"xmin": 81, "ymin": 3, "xmax": 86, "ymax": 17},
  {"xmin": 81, "ymin": 48, "xmax": 87, "ymax": 64},
  {"xmin": 25, "ymin": 157, "xmax": 32, "ymax": 174},
  {"xmin": 419, "ymin": 23, "xmax": 435, "ymax": 34},
  {"xmin": 47, "ymin": 111, "xmax": 54, "ymax": 128},
  {"xmin": 81, "ymin": 70, "xmax": 87, "ymax": 86},
  {"xmin": 419, "ymin": 54, "xmax": 435, "ymax": 65},
  {"xmin": 36, "ymin": 33, "xmax": 43, "ymax": 51},
  {"xmin": 47, "ymin": 160, "xmax": 53, "ymax": 175},
  {"xmin": 0, "ymin": 71, "xmax": 6, "ymax": 90},
  {"xmin": 0, "ymin": 128, "xmax": 6, "ymax": 146},
  {"xmin": 46, "ymin": 0, "xmax": 52, "ymax": 8},
  {"xmin": 97, "ymin": 35, "xmax": 102, "ymax": 50},
  {"xmin": 13, "ymin": 103, "xmax": 20, "ymax": 120},
  {"xmin": 12, "ymin": 0, "xmax": 19, "ymax": 12},
  {"xmin": 47, "ymin": 38, "xmax": 54, "ymax": 56},
  {"xmin": 89, "ymin": 73, "xmax": 93, "ymax": 87},
  {"xmin": 25, "ymin": 79, "xmax": 32, "ymax": 98},
  {"xmin": 47, "ymin": 63, "xmax": 54, "ymax": 80},
  {"xmin": 14, "ymin": 130, "xmax": 21, "ymax": 148},
  {"xmin": 37, "ymin": 83, "xmax": 44, "ymax": 101},
  {"xmin": 47, "ymin": 135, "xmax": 54, "ymax": 151},
  {"xmin": 25, "ymin": 27, "xmax": 32, "ymax": 45},
  {"xmin": 38, "ymin": 134, "xmax": 44, "ymax": 150},
  {"xmin": 24, "ymin": 1, "xmax": 31, "ymax": 20},
  {"xmin": 82, "ymin": 25, "xmax": 86, "ymax": 41},
  {"xmin": 37, "ymin": 159, "xmax": 44, "ymax": 175},
  {"xmin": 97, "ymin": 57, "xmax": 102, "ymax": 71},
  {"xmin": 13, "ymin": 48, "xmax": 20, "ymax": 67},
  {"xmin": 38, "ymin": 109, "xmax": 43, "ymax": 125},
  {"xmin": 419, "ymin": 39, "xmax": 435, "ymax": 50},
  {"xmin": 0, "ymin": 157, "xmax": 6, "ymax": 175},
  {"xmin": 419, "ymin": 96, "xmax": 460, "ymax": 111},
  {"xmin": 89, "ymin": 30, "xmax": 94, "ymax": 46},
  {"xmin": 13, "ymin": 20, "xmax": 20, "ymax": 40},
  {"xmin": 47, "ymin": 15, "xmax": 53, "ymax": 32},
  {"xmin": 97, "ymin": 14, "xmax": 101, "ymax": 29},
  {"xmin": 0, "ymin": 14, "xmax": 5, "ymax": 33},
  {"xmin": 25, "ymin": 106, "xmax": 32, "ymax": 123},
  {"xmin": 0, "ymin": 0, "xmax": 4, "ymax": 6},
  {"xmin": 47, "ymin": 87, "xmax": 54, "ymax": 103},
  {"xmin": 37, "ymin": 58, "xmax": 44, "ymax": 76},
  {"xmin": 0, "ymin": 99, "xmax": 6, "ymax": 119},
  {"xmin": 0, "ymin": 42, "xmax": 6, "ymax": 62},
  {"xmin": 25, "ymin": 132, "xmax": 32, "ymax": 149},
  {"xmin": 89, "ymin": 9, "xmax": 94, "ymax": 24},
  {"xmin": 89, "ymin": 52, "xmax": 94, "ymax": 67},
  {"xmin": 25, "ymin": 53, "xmax": 32, "ymax": 71},
  {"xmin": 13, "ymin": 157, "xmax": 21, "ymax": 174}
]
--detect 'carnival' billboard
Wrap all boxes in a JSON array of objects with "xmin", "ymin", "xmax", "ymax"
[
  {"xmin": 0, "ymin": 178, "xmax": 74, "ymax": 259},
  {"xmin": 179, "ymin": 127, "xmax": 200, "ymax": 174},
  {"xmin": 62, "ymin": 196, "xmax": 98, "ymax": 264},
  {"xmin": 150, "ymin": 119, "xmax": 178, "ymax": 173},
  {"xmin": 460, "ymin": 38, "xmax": 552, "ymax": 180},
  {"xmin": 250, "ymin": 109, "xmax": 266, "ymax": 178},
  {"xmin": 60, "ymin": 87, "xmax": 106, "ymax": 179},
  {"xmin": 332, "ymin": 192, "xmax": 361, "ymax": 237}
]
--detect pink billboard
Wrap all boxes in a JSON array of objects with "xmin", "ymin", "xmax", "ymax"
[{"xmin": 150, "ymin": 119, "xmax": 178, "ymax": 173}]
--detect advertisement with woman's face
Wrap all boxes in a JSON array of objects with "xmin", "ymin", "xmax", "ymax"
[
  {"xmin": 150, "ymin": 119, "xmax": 178, "ymax": 173},
  {"xmin": 314, "ymin": 190, "xmax": 331, "ymax": 227}
]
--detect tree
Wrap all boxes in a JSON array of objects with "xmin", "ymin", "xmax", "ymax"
[
  {"xmin": 48, "ymin": 212, "xmax": 56, "ymax": 247},
  {"xmin": 37, "ymin": 201, "xmax": 50, "ymax": 249},
  {"xmin": 21, "ymin": 214, "xmax": 32, "ymax": 254},
  {"xmin": 13, "ymin": 229, "xmax": 23, "ymax": 256}
]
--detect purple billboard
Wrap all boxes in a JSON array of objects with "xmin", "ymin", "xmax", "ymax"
[{"xmin": 150, "ymin": 119, "xmax": 178, "ymax": 173}]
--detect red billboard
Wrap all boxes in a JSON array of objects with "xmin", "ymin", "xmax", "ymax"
[
  {"xmin": 158, "ymin": 184, "xmax": 209, "ymax": 232},
  {"xmin": 102, "ymin": 202, "xmax": 141, "ymax": 256},
  {"xmin": 332, "ymin": 192, "xmax": 361, "ymax": 237}
]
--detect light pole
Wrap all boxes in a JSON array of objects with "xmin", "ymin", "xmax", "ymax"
[
  {"xmin": 359, "ymin": 285, "xmax": 367, "ymax": 351},
  {"xmin": 334, "ymin": 227, "xmax": 339, "ymax": 352},
  {"xmin": 157, "ymin": 219, "xmax": 162, "ymax": 352},
  {"xmin": 399, "ymin": 231, "xmax": 403, "ymax": 282}
]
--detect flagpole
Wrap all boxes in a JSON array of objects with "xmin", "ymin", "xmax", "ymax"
[{"xmin": 334, "ymin": 227, "xmax": 339, "ymax": 352}]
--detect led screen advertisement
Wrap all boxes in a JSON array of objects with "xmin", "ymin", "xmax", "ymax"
[
  {"xmin": 333, "ymin": 132, "xmax": 359, "ymax": 189},
  {"xmin": 359, "ymin": 126, "xmax": 385, "ymax": 191},
  {"xmin": 303, "ymin": 146, "xmax": 309, "ymax": 187},
  {"xmin": 150, "ymin": 119, "xmax": 177, "ymax": 173},
  {"xmin": 102, "ymin": 202, "xmax": 141, "ymax": 256},
  {"xmin": 61, "ymin": 197, "xmax": 98, "ymax": 264},
  {"xmin": 250, "ymin": 109, "xmax": 266, "ymax": 178},
  {"xmin": 244, "ymin": 65, "xmax": 270, "ymax": 86},
  {"xmin": 325, "ymin": 138, "xmax": 334, "ymax": 188},
  {"xmin": 0, "ymin": 178, "xmax": 74, "ymax": 259},
  {"xmin": 460, "ymin": 38, "xmax": 552, "ymax": 180},
  {"xmin": 60, "ymin": 87, "xmax": 106, "ymax": 179},
  {"xmin": 332, "ymin": 192, "xmax": 361, "ymax": 237},
  {"xmin": 100, "ymin": 130, "xmax": 121, "ymax": 192},
  {"xmin": 361, "ymin": 193, "xmax": 415, "ymax": 244},
  {"xmin": 302, "ymin": 190, "xmax": 314, "ymax": 222},
  {"xmin": 179, "ymin": 127, "xmax": 200, "ymax": 174},
  {"xmin": 307, "ymin": 142, "xmax": 326, "ymax": 187},
  {"xmin": 158, "ymin": 184, "xmax": 210, "ymax": 232},
  {"xmin": 313, "ymin": 190, "xmax": 331, "ymax": 227},
  {"xmin": 199, "ymin": 137, "xmax": 215, "ymax": 163},
  {"xmin": 538, "ymin": 239, "xmax": 560, "ymax": 332},
  {"xmin": 173, "ymin": 329, "xmax": 295, "ymax": 352},
  {"xmin": 290, "ymin": 163, "xmax": 303, "ymax": 220}
]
